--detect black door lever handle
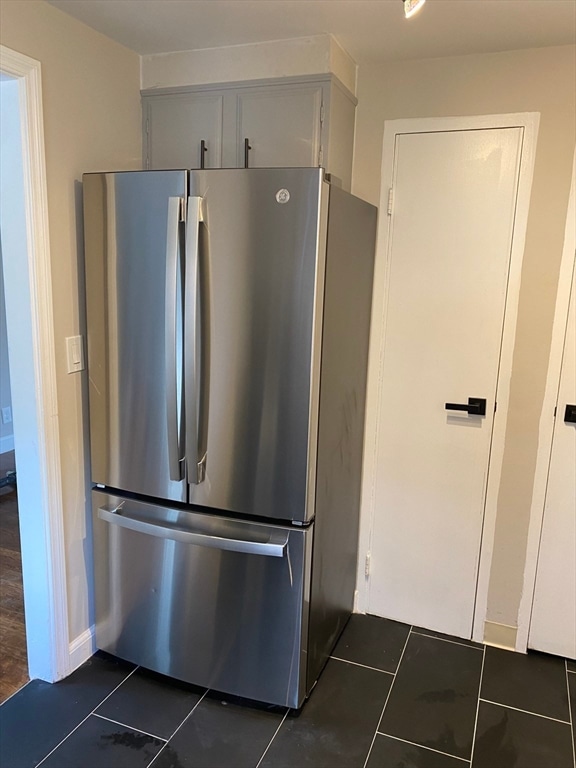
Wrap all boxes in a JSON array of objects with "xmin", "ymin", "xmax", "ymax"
[
  {"xmin": 445, "ymin": 397, "xmax": 487, "ymax": 416},
  {"xmin": 564, "ymin": 404, "xmax": 576, "ymax": 424}
]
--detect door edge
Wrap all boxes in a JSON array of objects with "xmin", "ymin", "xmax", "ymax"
[{"xmin": 516, "ymin": 148, "xmax": 576, "ymax": 653}]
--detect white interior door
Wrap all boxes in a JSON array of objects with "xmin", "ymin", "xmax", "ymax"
[
  {"xmin": 368, "ymin": 127, "xmax": 524, "ymax": 639},
  {"xmin": 529, "ymin": 259, "xmax": 576, "ymax": 659}
]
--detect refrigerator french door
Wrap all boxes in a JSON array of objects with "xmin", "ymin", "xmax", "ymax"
[
  {"xmin": 84, "ymin": 169, "xmax": 322, "ymax": 521},
  {"xmin": 83, "ymin": 168, "xmax": 377, "ymax": 707}
]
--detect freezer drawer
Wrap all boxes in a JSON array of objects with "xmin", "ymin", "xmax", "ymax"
[{"xmin": 92, "ymin": 491, "xmax": 313, "ymax": 708}]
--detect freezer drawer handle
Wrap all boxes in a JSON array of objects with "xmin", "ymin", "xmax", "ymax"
[
  {"xmin": 445, "ymin": 397, "xmax": 487, "ymax": 416},
  {"xmin": 98, "ymin": 506, "xmax": 289, "ymax": 557}
]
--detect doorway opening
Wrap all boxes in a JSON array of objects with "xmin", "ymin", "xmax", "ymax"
[
  {"xmin": 0, "ymin": 159, "xmax": 27, "ymax": 698},
  {"xmin": 0, "ymin": 45, "xmax": 69, "ymax": 694},
  {"xmin": 1, "ymin": 74, "xmax": 29, "ymax": 702}
]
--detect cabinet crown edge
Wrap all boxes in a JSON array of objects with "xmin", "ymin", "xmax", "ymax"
[{"xmin": 141, "ymin": 73, "xmax": 357, "ymax": 107}]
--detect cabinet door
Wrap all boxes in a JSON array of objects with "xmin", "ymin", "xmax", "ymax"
[
  {"xmin": 145, "ymin": 93, "xmax": 224, "ymax": 169},
  {"xmin": 235, "ymin": 85, "xmax": 322, "ymax": 168}
]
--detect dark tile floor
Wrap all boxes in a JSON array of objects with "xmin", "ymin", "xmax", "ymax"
[{"xmin": 1, "ymin": 615, "xmax": 574, "ymax": 768}]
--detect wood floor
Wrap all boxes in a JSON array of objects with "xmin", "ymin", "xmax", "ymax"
[{"xmin": 0, "ymin": 450, "xmax": 28, "ymax": 703}]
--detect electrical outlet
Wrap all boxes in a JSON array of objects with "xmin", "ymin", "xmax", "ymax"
[{"xmin": 1, "ymin": 406, "xmax": 12, "ymax": 424}]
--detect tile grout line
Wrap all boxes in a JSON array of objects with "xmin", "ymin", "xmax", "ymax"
[
  {"xmin": 329, "ymin": 656, "xmax": 395, "ymax": 676},
  {"xmin": 93, "ymin": 664, "xmax": 141, "ymax": 712},
  {"xmin": 410, "ymin": 629, "xmax": 484, "ymax": 652},
  {"xmin": 92, "ymin": 712, "xmax": 167, "ymax": 742},
  {"xmin": 479, "ymin": 698, "xmax": 572, "ymax": 725},
  {"xmin": 469, "ymin": 643, "xmax": 486, "ymax": 767},
  {"xmin": 362, "ymin": 626, "xmax": 413, "ymax": 768},
  {"xmin": 145, "ymin": 688, "xmax": 209, "ymax": 768},
  {"xmin": 374, "ymin": 732, "xmax": 470, "ymax": 763},
  {"xmin": 564, "ymin": 660, "xmax": 576, "ymax": 768},
  {"xmin": 254, "ymin": 709, "xmax": 289, "ymax": 768},
  {"xmin": 35, "ymin": 664, "xmax": 140, "ymax": 767},
  {"xmin": 0, "ymin": 678, "xmax": 34, "ymax": 708}
]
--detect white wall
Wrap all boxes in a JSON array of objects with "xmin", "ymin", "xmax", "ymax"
[
  {"xmin": 1, "ymin": 0, "xmax": 142, "ymax": 648},
  {"xmin": 0, "ymin": 237, "xmax": 14, "ymax": 454},
  {"xmin": 142, "ymin": 34, "xmax": 357, "ymax": 94}
]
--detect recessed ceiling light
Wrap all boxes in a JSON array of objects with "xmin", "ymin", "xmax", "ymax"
[{"xmin": 403, "ymin": 0, "xmax": 427, "ymax": 19}]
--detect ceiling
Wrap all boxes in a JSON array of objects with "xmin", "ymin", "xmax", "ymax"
[{"xmin": 47, "ymin": 0, "xmax": 576, "ymax": 64}]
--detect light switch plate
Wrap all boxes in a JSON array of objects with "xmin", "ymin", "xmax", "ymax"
[{"xmin": 66, "ymin": 335, "xmax": 84, "ymax": 373}]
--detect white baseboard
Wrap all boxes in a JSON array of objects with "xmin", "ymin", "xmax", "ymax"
[
  {"xmin": 0, "ymin": 434, "xmax": 15, "ymax": 454},
  {"xmin": 68, "ymin": 625, "xmax": 96, "ymax": 673},
  {"xmin": 483, "ymin": 621, "xmax": 518, "ymax": 651}
]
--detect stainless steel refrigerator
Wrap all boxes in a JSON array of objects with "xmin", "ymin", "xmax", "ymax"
[{"xmin": 83, "ymin": 168, "xmax": 376, "ymax": 708}]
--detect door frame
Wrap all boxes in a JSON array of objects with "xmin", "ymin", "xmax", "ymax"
[
  {"xmin": 516, "ymin": 148, "xmax": 576, "ymax": 653},
  {"xmin": 0, "ymin": 45, "xmax": 70, "ymax": 681},
  {"xmin": 356, "ymin": 112, "xmax": 539, "ymax": 643}
]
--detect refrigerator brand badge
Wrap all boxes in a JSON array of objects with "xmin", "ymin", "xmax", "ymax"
[{"xmin": 275, "ymin": 189, "xmax": 290, "ymax": 204}]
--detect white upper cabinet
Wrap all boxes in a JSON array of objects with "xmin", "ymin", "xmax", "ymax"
[
  {"xmin": 144, "ymin": 92, "xmax": 224, "ymax": 170},
  {"xmin": 142, "ymin": 75, "xmax": 357, "ymax": 189},
  {"xmin": 234, "ymin": 84, "xmax": 322, "ymax": 169}
]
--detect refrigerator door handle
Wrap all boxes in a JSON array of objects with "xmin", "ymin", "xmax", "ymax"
[
  {"xmin": 185, "ymin": 196, "xmax": 205, "ymax": 484},
  {"xmin": 97, "ymin": 506, "xmax": 288, "ymax": 557},
  {"xmin": 165, "ymin": 196, "xmax": 184, "ymax": 481}
]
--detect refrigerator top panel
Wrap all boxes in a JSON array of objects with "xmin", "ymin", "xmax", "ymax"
[
  {"xmin": 83, "ymin": 170, "xmax": 188, "ymax": 502},
  {"xmin": 187, "ymin": 168, "xmax": 328, "ymax": 523}
]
